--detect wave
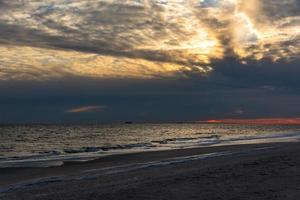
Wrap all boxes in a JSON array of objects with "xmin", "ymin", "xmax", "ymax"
[
  {"xmin": 0, "ymin": 131, "xmax": 300, "ymax": 168},
  {"xmin": 63, "ymin": 142, "xmax": 156, "ymax": 154}
]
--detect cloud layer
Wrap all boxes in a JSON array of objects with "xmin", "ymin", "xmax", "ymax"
[{"xmin": 0, "ymin": 0, "xmax": 299, "ymax": 80}]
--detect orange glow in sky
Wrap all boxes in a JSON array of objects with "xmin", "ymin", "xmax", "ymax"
[{"xmin": 203, "ymin": 118, "xmax": 300, "ymax": 125}]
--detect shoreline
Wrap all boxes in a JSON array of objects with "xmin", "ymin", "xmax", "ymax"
[{"xmin": 1, "ymin": 141, "xmax": 300, "ymax": 199}]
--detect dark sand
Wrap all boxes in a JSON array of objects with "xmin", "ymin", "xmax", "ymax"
[{"xmin": 1, "ymin": 142, "xmax": 300, "ymax": 200}]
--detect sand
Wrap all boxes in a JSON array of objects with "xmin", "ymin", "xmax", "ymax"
[{"xmin": 1, "ymin": 142, "xmax": 300, "ymax": 200}]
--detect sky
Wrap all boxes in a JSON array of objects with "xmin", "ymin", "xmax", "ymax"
[{"xmin": 0, "ymin": 0, "xmax": 299, "ymax": 123}]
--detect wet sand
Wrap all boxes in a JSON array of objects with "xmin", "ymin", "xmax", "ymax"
[{"xmin": 1, "ymin": 142, "xmax": 300, "ymax": 200}]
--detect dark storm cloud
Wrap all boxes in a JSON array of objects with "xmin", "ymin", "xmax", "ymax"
[{"xmin": 1, "ymin": 55, "xmax": 300, "ymax": 123}]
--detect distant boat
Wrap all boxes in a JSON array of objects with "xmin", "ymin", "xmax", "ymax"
[{"xmin": 124, "ymin": 121, "xmax": 133, "ymax": 124}]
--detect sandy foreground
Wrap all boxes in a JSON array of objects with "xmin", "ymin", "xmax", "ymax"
[{"xmin": 1, "ymin": 142, "xmax": 300, "ymax": 200}]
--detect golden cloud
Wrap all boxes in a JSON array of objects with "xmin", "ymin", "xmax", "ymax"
[
  {"xmin": 66, "ymin": 105, "xmax": 106, "ymax": 113},
  {"xmin": 0, "ymin": 0, "xmax": 299, "ymax": 80}
]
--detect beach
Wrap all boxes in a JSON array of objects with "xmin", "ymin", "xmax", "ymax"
[{"xmin": 1, "ymin": 141, "xmax": 300, "ymax": 200}]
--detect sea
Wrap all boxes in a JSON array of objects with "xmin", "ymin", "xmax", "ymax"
[{"xmin": 1, "ymin": 123, "xmax": 300, "ymax": 168}]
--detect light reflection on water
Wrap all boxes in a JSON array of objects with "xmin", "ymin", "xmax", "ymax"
[{"xmin": 1, "ymin": 123, "xmax": 300, "ymax": 160}]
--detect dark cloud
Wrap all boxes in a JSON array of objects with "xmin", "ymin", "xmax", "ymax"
[
  {"xmin": 260, "ymin": 0, "xmax": 300, "ymax": 19},
  {"xmin": 1, "ymin": 56, "xmax": 300, "ymax": 123},
  {"xmin": 0, "ymin": 0, "xmax": 10, "ymax": 10}
]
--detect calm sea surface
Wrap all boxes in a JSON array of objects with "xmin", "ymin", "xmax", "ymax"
[{"xmin": 1, "ymin": 123, "xmax": 300, "ymax": 167}]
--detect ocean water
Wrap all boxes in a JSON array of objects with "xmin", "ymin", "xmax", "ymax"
[{"xmin": 1, "ymin": 123, "xmax": 300, "ymax": 168}]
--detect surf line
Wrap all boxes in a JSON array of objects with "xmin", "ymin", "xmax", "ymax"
[{"xmin": 0, "ymin": 146, "xmax": 274, "ymax": 195}]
